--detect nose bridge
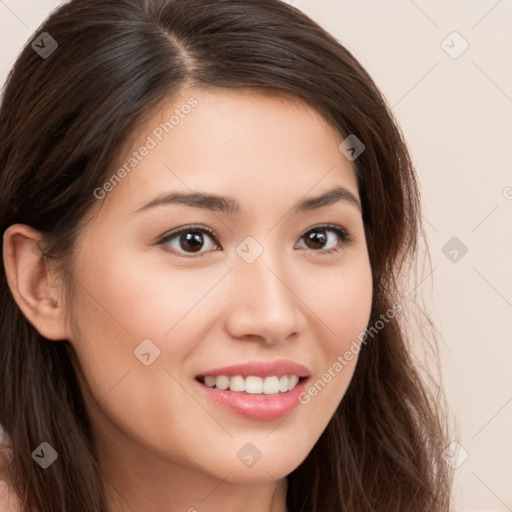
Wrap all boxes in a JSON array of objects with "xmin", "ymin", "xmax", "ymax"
[{"xmin": 226, "ymin": 239, "xmax": 303, "ymax": 342}]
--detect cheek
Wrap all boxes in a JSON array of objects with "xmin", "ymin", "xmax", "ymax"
[
  {"xmin": 290, "ymin": 253, "xmax": 372, "ymax": 432},
  {"xmin": 65, "ymin": 250, "xmax": 224, "ymax": 460},
  {"xmin": 66, "ymin": 248, "xmax": 228, "ymax": 395},
  {"xmin": 70, "ymin": 246, "xmax": 200, "ymax": 337},
  {"xmin": 306, "ymin": 254, "xmax": 373, "ymax": 354}
]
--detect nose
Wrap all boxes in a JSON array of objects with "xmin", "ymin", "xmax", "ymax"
[{"xmin": 224, "ymin": 248, "xmax": 306, "ymax": 345}]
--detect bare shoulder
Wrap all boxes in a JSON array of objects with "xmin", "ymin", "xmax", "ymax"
[
  {"xmin": 0, "ymin": 442, "xmax": 23, "ymax": 512},
  {"xmin": 0, "ymin": 476, "xmax": 23, "ymax": 512},
  {"xmin": 0, "ymin": 439, "xmax": 38, "ymax": 512}
]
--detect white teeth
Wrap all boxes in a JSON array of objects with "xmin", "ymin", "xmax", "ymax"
[
  {"xmin": 287, "ymin": 375, "xmax": 299, "ymax": 391},
  {"xmin": 262, "ymin": 376, "xmax": 280, "ymax": 395},
  {"xmin": 202, "ymin": 374, "xmax": 302, "ymax": 394},
  {"xmin": 215, "ymin": 375, "xmax": 230, "ymax": 391},
  {"xmin": 204, "ymin": 376, "xmax": 216, "ymax": 388},
  {"xmin": 229, "ymin": 375, "xmax": 245, "ymax": 392},
  {"xmin": 278, "ymin": 375, "xmax": 289, "ymax": 393},
  {"xmin": 245, "ymin": 376, "xmax": 263, "ymax": 394}
]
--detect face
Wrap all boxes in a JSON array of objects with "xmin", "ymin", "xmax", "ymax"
[{"xmin": 65, "ymin": 87, "xmax": 373, "ymax": 487}]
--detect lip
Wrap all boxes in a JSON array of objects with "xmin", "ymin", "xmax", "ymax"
[
  {"xmin": 195, "ymin": 377, "xmax": 309, "ymax": 421},
  {"xmin": 196, "ymin": 359, "xmax": 310, "ymax": 379},
  {"xmin": 195, "ymin": 359, "xmax": 311, "ymax": 421}
]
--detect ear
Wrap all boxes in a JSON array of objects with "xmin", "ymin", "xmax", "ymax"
[{"xmin": 2, "ymin": 224, "xmax": 71, "ymax": 341}]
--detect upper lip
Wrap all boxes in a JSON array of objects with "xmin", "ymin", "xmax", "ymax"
[{"xmin": 197, "ymin": 359, "xmax": 310, "ymax": 378}]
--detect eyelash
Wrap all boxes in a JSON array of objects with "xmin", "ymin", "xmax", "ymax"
[{"xmin": 156, "ymin": 223, "xmax": 353, "ymax": 259}]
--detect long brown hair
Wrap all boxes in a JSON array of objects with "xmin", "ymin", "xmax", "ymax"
[{"xmin": 0, "ymin": 0, "xmax": 453, "ymax": 510}]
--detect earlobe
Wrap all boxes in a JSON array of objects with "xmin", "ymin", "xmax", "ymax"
[{"xmin": 2, "ymin": 224, "xmax": 71, "ymax": 341}]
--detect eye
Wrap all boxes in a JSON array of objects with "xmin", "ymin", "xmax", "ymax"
[
  {"xmin": 296, "ymin": 224, "xmax": 352, "ymax": 254},
  {"xmin": 157, "ymin": 224, "xmax": 220, "ymax": 258},
  {"xmin": 156, "ymin": 223, "xmax": 352, "ymax": 258}
]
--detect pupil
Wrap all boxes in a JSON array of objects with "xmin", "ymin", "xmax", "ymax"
[
  {"xmin": 181, "ymin": 231, "xmax": 203, "ymax": 252},
  {"xmin": 178, "ymin": 230, "xmax": 329, "ymax": 252},
  {"xmin": 306, "ymin": 230, "xmax": 327, "ymax": 249}
]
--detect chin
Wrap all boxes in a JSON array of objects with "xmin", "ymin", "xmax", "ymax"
[{"xmin": 198, "ymin": 443, "xmax": 309, "ymax": 483}]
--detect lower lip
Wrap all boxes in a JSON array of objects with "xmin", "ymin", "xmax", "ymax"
[{"xmin": 195, "ymin": 378, "xmax": 308, "ymax": 421}]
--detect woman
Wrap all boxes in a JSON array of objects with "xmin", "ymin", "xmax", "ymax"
[{"xmin": 0, "ymin": 0, "xmax": 453, "ymax": 510}]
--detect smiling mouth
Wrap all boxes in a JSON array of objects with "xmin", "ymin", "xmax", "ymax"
[{"xmin": 196, "ymin": 375, "xmax": 308, "ymax": 395}]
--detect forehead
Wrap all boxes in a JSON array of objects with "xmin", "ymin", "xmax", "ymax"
[{"xmin": 97, "ymin": 86, "xmax": 359, "ymax": 216}]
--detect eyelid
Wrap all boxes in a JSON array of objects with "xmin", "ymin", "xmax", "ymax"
[
  {"xmin": 156, "ymin": 222, "xmax": 353, "ymax": 257},
  {"xmin": 156, "ymin": 224, "xmax": 219, "ymax": 240},
  {"xmin": 156, "ymin": 224, "xmax": 221, "ymax": 257},
  {"xmin": 299, "ymin": 223, "xmax": 353, "ymax": 252}
]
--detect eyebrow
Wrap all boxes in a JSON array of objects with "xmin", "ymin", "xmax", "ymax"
[{"xmin": 134, "ymin": 186, "xmax": 361, "ymax": 214}]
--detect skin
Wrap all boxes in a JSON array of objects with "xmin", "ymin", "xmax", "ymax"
[{"xmin": 4, "ymin": 86, "xmax": 373, "ymax": 512}]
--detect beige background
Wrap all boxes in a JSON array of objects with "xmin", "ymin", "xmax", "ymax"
[{"xmin": 1, "ymin": 1, "xmax": 511, "ymax": 510}]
